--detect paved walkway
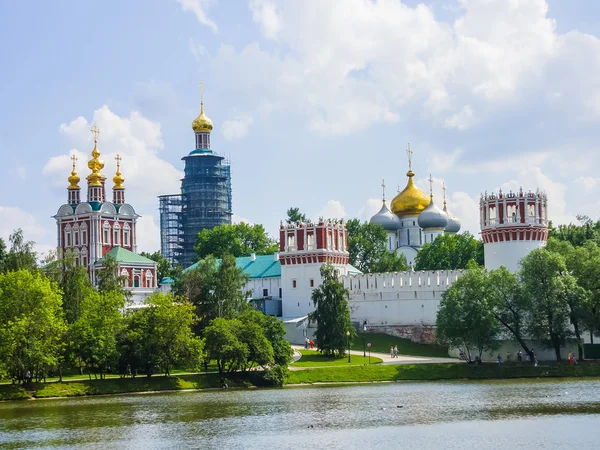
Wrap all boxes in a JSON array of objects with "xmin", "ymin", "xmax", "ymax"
[{"xmin": 291, "ymin": 345, "xmax": 458, "ymax": 365}]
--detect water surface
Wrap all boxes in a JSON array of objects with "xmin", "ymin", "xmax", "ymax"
[{"xmin": 1, "ymin": 379, "xmax": 599, "ymax": 449}]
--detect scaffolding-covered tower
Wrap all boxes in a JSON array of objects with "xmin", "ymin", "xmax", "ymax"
[{"xmin": 159, "ymin": 87, "xmax": 232, "ymax": 269}]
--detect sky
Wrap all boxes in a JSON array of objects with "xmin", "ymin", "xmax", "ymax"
[{"xmin": 1, "ymin": 0, "xmax": 600, "ymax": 258}]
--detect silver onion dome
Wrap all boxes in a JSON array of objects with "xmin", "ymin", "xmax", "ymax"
[
  {"xmin": 418, "ymin": 198, "xmax": 448, "ymax": 230},
  {"xmin": 443, "ymin": 203, "xmax": 461, "ymax": 233},
  {"xmin": 370, "ymin": 201, "xmax": 401, "ymax": 231}
]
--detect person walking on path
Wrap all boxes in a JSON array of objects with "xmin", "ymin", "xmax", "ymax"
[
  {"xmin": 497, "ymin": 354, "xmax": 502, "ymax": 367},
  {"xmin": 393, "ymin": 345, "xmax": 398, "ymax": 358},
  {"xmin": 390, "ymin": 346, "xmax": 394, "ymax": 358}
]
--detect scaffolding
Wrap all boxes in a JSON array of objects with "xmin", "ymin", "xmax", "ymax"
[
  {"xmin": 159, "ymin": 152, "xmax": 232, "ymax": 269},
  {"xmin": 159, "ymin": 194, "xmax": 184, "ymax": 267}
]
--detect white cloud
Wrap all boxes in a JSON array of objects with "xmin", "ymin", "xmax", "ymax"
[
  {"xmin": 575, "ymin": 175, "xmax": 597, "ymax": 191},
  {"xmin": 357, "ymin": 198, "xmax": 382, "ymax": 222},
  {"xmin": 177, "ymin": 0, "xmax": 218, "ymax": 33},
  {"xmin": 135, "ymin": 215, "xmax": 161, "ymax": 253},
  {"xmin": 249, "ymin": 0, "xmax": 281, "ymax": 39},
  {"xmin": 316, "ymin": 200, "xmax": 347, "ymax": 221},
  {"xmin": 0, "ymin": 205, "xmax": 52, "ymax": 258},
  {"xmin": 43, "ymin": 106, "xmax": 183, "ymax": 252},
  {"xmin": 444, "ymin": 105, "xmax": 475, "ymax": 130},
  {"xmin": 232, "ymin": 214, "xmax": 253, "ymax": 225},
  {"xmin": 447, "ymin": 191, "xmax": 480, "ymax": 236},
  {"xmin": 221, "ymin": 116, "xmax": 253, "ymax": 140},
  {"xmin": 189, "ymin": 39, "xmax": 207, "ymax": 60}
]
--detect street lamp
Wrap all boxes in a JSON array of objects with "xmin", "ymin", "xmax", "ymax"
[
  {"xmin": 346, "ymin": 330, "xmax": 351, "ymax": 363},
  {"xmin": 363, "ymin": 323, "xmax": 367, "ymax": 357}
]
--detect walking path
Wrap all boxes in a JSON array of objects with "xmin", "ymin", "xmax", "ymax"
[{"xmin": 291, "ymin": 345, "xmax": 457, "ymax": 365}]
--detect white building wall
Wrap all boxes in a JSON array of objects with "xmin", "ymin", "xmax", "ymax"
[
  {"xmin": 397, "ymin": 215, "xmax": 422, "ymax": 247},
  {"xmin": 396, "ymin": 246, "xmax": 418, "ymax": 267},
  {"xmin": 281, "ymin": 263, "xmax": 348, "ymax": 318},
  {"xmin": 341, "ymin": 270, "xmax": 463, "ymax": 326},
  {"xmin": 242, "ymin": 277, "xmax": 282, "ymax": 299},
  {"xmin": 484, "ymin": 240, "xmax": 546, "ymax": 272}
]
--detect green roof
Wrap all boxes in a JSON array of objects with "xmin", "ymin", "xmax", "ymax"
[
  {"xmin": 97, "ymin": 247, "xmax": 156, "ymax": 265},
  {"xmin": 184, "ymin": 254, "xmax": 281, "ymax": 278}
]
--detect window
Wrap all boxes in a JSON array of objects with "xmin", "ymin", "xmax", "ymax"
[
  {"xmin": 121, "ymin": 268, "xmax": 129, "ymax": 287},
  {"xmin": 309, "ymin": 279, "xmax": 314, "ymax": 288},
  {"xmin": 407, "ymin": 229, "xmax": 410, "ymax": 246},
  {"xmin": 287, "ymin": 235, "xmax": 296, "ymax": 251},
  {"xmin": 263, "ymin": 288, "xmax": 268, "ymax": 297},
  {"xmin": 292, "ymin": 279, "xmax": 297, "ymax": 288},
  {"xmin": 413, "ymin": 221, "xmax": 415, "ymax": 226},
  {"xmin": 73, "ymin": 229, "xmax": 79, "ymax": 246},
  {"xmin": 279, "ymin": 288, "xmax": 282, "ymax": 298},
  {"xmin": 528, "ymin": 204, "xmax": 535, "ymax": 217},
  {"xmin": 80, "ymin": 224, "xmax": 88, "ymax": 245},
  {"xmin": 489, "ymin": 206, "xmax": 496, "ymax": 224},
  {"xmin": 307, "ymin": 233, "xmax": 315, "ymax": 250},
  {"xmin": 113, "ymin": 223, "xmax": 121, "ymax": 246},
  {"xmin": 145, "ymin": 269, "xmax": 153, "ymax": 288},
  {"xmin": 103, "ymin": 222, "xmax": 111, "ymax": 245},
  {"xmin": 123, "ymin": 224, "xmax": 131, "ymax": 247},
  {"xmin": 80, "ymin": 248, "xmax": 88, "ymax": 268},
  {"xmin": 507, "ymin": 205, "xmax": 517, "ymax": 222},
  {"xmin": 64, "ymin": 226, "xmax": 72, "ymax": 248},
  {"xmin": 134, "ymin": 276, "xmax": 140, "ymax": 288}
]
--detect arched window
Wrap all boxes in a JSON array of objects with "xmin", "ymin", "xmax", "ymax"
[
  {"xmin": 123, "ymin": 223, "xmax": 131, "ymax": 247},
  {"xmin": 72, "ymin": 223, "xmax": 80, "ymax": 247},
  {"xmin": 64, "ymin": 224, "xmax": 72, "ymax": 248},
  {"xmin": 113, "ymin": 223, "xmax": 121, "ymax": 246},
  {"xmin": 80, "ymin": 223, "xmax": 88, "ymax": 245},
  {"xmin": 80, "ymin": 247, "xmax": 88, "ymax": 268},
  {"xmin": 103, "ymin": 222, "xmax": 111, "ymax": 245},
  {"xmin": 121, "ymin": 268, "xmax": 129, "ymax": 287},
  {"xmin": 145, "ymin": 269, "xmax": 153, "ymax": 288}
]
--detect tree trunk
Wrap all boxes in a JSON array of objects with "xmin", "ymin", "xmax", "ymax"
[
  {"xmin": 551, "ymin": 334, "xmax": 561, "ymax": 361},
  {"xmin": 573, "ymin": 320, "xmax": 584, "ymax": 361}
]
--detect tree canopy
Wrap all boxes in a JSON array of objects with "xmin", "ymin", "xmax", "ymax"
[
  {"xmin": 195, "ymin": 223, "xmax": 279, "ymax": 260},
  {"xmin": 415, "ymin": 232, "xmax": 484, "ymax": 271},
  {"xmin": 309, "ymin": 264, "xmax": 355, "ymax": 356},
  {"xmin": 346, "ymin": 219, "xmax": 408, "ymax": 273},
  {"xmin": 549, "ymin": 215, "xmax": 600, "ymax": 247},
  {"xmin": 286, "ymin": 207, "xmax": 308, "ymax": 224},
  {"xmin": 1, "ymin": 229, "xmax": 37, "ymax": 273}
]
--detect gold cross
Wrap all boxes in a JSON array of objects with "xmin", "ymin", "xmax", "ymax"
[
  {"xmin": 406, "ymin": 143, "xmax": 413, "ymax": 171},
  {"xmin": 199, "ymin": 80, "xmax": 204, "ymax": 102},
  {"xmin": 70, "ymin": 154, "xmax": 78, "ymax": 169},
  {"xmin": 381, "ymin": 179, "xmax": 386, "ymax": 201},
  {"xmin": 428, "ymin": 174, "xmax": 434, "ymax": 196},
  {"xmin": 442, "ymin": 181, "xmax": 447, "ymax": 202},
  {"xmin": 115, "ymin": 154, "xmax": 122, "ymax": 168},
  {"xmin": 90, "ymin": 124, "xmax": 101, "ymax": 143}
]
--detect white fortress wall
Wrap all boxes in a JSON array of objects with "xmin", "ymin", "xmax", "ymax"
[{"xmin": 340, "ymin": 269, "xmax": 463, "ymax": 327}]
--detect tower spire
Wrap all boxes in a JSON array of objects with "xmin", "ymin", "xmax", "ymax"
[
  {"xmin": 442, "ymin": 181, "xmax": 447, "ymax": 207},
  {"xmin": 113, "ymin": 154, "xmax": 125, "ymax": 205},
  {"xmin": 192, "ymin": 81, "xmax": 214, "ymax": 150},
  {"xmin": 87, "ymin": 123, "xmax": 106, "ymax": 206},
  {"xmin": 381, "ymin": 179, "xmax": 386, "ymax": 202},
  {"xmin": 67, "ymin": 155, "xmax": 81, "ymax": 205},
  {"xmin": 428, "ymin": 174, "xmax": 434, "ymax": 199}
]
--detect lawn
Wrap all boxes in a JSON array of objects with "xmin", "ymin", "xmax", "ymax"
[
  {"xmin": 286, "ymin": 360, "xmax": 600, "ymax": 384},
  {"xmin": 351, "ymin": 332, "xmax": 450, "ymax": 358},
  {"xmin": 292, "ymin": 350, "xmax": 382, "ymax": 367}
]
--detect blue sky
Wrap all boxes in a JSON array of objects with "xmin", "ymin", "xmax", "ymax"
[{"xmin": 1, "ymin": 0, "xmax": 600, "ymax": 256}]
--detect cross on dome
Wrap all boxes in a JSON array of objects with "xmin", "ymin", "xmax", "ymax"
[
  {"xmin": 381, "ymin": 179, "xmax": 386, "ymax": 201},
  {"xmin": 90, "ymin": 124, "xmax": 100, "ymax": 143},
  {"xmin": 442, "ymin": 181, "xmax": 447, "ymax": 203},
  {"xmin": 406, "ymin": 143, "xmax": 413, "ymax": 171},
  {"xmin": 428, "ymin": 174, "xmax": 434, "ymax": 198},
  {"xmin": 70, "ymin": 154, "xmax": 77, "ymax": 168}
]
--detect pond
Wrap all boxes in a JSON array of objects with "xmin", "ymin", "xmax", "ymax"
[{"xmin": 1, "ymin": 378, "xmax": 599, "ymax": 449}]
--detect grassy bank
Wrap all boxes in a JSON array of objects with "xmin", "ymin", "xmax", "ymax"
[
  {"xmin": 0, "ymin": 372, "xmax": 261, "ymax": 401},
  {"xmin": 292, "ymin": 350, "xmax": 383, "ymax": 367},
  {"xmin": 351, "ymin": 332, "xmax": 449, "ymax": 357},
  {"xmin": 286, "ymin": 361, "xmax": 600, "ymax": 385}
]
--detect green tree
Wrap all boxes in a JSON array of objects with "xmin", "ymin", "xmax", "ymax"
[
  {"xmin": 0, "ymin": 270, "xmax": 67, "ymax": 382},
  {"xmin": 213, "ymin": 254, "xmax": 250, "ymax": 319},
  {"xmin": 415, "ymin": 232, "xmax": 484, "ymax": 271},
  {"xmin": 0, "ymin": 237, "xmax": 6, "ymax": 272},
  {"xmin": 96, "ymin": 254, "xmax": 130, "ymax": 302},
  {"xmin": 175, "ymin": 256, "xmax": 218, "ymax": 331},
  {"xmin": 286, "ymin": 207, "xmax": 308, "ymax": 224},
  {"xmin": 309, "ymin": 263, "xmax": 355, "ymax": 356},
  {"xmin": 346, "ymin": 219, "xmax": 407, "ymax": 273},
  {"xmin": 203, "ymin": 318, "xmax": 248, "ymax": 373},
  {"xmin": 548, "ymin": 215, "xmax": 600, "ymax": 247},
  {"xmin": 520, "ymin": 249, "xmax": 572, "ymax": 360},
  {"xmin": 436, "ymin": 263, "xmax": 499, "ymax": 360},
  {"xmin": 1, "ymin": 229, "xmax": 37, "ymax": 273},
  {"xmin": 140, "ymin": 251, "xmax": 173, "ymax": 282},
  {"xmin": 487, "ymin": 267, "xmax": 532, "ymax": 357},
  {"xmin": 69, "ymin": 290, "xmax": 124, "ymax": 379},
  {"xmin": 195, "ymin": 223, "xmax": 279, "ymax": 260}
]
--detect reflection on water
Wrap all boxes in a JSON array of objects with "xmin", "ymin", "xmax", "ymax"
[{"xmin": 0, "ymin": 378, "xmax": 599, "ymax": 449}]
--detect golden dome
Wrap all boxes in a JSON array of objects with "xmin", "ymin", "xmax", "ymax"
[
  {"xmin": 113, "ymin": 154, "xmax": 125, "ymax": 189},
  {"xmin": 192, "ymin": 101, "xmax": 213, "ymax": 133},
  {"xmin": 68, "ymin": 155, "xmax": 80, "ymax": 189},
  {"xmin": 390, "ymin": 170, "xmax": 430, "ymax": 217},
  {"xmin": 87, "ymin": 141, "xmax": 105, "ymax": 187}
]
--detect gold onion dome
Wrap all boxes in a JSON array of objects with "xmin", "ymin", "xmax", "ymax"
[
  {"xmin": 113, "ymin": 155, "xmax": 125, "ymax": 189},
  {"xmin": 192, "ymin": 101, "xmax": 213, "ymax": 133},
  {"xmin": 68, "ymin": 156, "xmax": 80, "ymax": 189},
  {"xmin": 87, "ymin": 140, "xmax": 105, "ymax": 186},
  {"xmin": 390, "ymin": 170, "xmax": 431, "ymax": 216}
]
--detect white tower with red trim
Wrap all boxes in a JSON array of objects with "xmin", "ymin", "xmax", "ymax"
[
  {"xmin": 279, "ymin": 218, "xmax": 350, "ymax": 318},
  {"xmin": 480, "ymin": 188, "xmax": 549, "ymax": 272}
]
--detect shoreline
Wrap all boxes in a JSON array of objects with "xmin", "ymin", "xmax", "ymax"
[{"xmin": 2, "ymin": 362, "xmax": 600, "ymax": 402}]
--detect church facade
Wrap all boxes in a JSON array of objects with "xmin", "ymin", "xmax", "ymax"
[{"xmin": 53, "ymin": 126, "xmax": 157, "ymax": 305}]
